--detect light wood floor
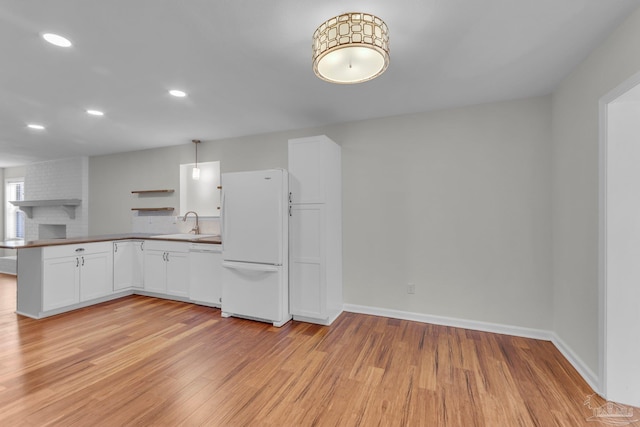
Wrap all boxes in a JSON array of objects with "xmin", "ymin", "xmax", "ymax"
[{"xmin": 0, "ymin": 273, "xmax": 637, "ymax": 426}]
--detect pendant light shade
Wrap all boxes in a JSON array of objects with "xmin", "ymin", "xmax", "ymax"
[
  {"xmin": 312, "ymin": 12, "xmax": 389, "ymax": 84},
  {"xmin": 192, "ymin": 139, "xmax": 201, "ymax": 180}
]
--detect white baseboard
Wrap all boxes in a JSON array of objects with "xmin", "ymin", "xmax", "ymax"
[
  {"xmin": 343, "ymin": 304, "xmax": 552, "ymax": 340},
  {"xmin": 293, "ymin": 308, "xmax": 343, "ymax": 326},
  {"xmin": 343, "ymin": 303, "xmax": 600, "ymax": 394},
  {"xmin": 551, "ymin": 332, "xmax": 600, "ymax": 393}
]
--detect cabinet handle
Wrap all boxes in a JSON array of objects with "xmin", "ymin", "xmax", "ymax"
[
  {"xmin": 76, "ymin": 257, "xmax": 79, "ymax": 267},
  {"xmin": 75, "ymin": 248, "xmax": 85, "ymax": 253},
  {"xmin": 289, "ymin": 192, "xmax": 292, "ymax": 203},
  {"xmin": 162, "ymin": 252, "xmax": 166, "ymax": 261},
  {"xmin": 141, "ymin": 241, "xmax": 144, "ymax": 251},
  {"xmin": 289, "ymin": 205, "xmax": 292, "ymax": 217},
  {"xmin": 114, "ymin": 243, "xmax": 118, "ymax": 252},
  {"xmin": 166, "ymin": 252, "xmax": 169, "ymax": 262},
  {"xmin": 82, "ymin": 256, "xmax": 85, "ymax": 266}
]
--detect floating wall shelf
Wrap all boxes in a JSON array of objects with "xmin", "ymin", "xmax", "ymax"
[
  {"xmin": 131, "ymin": 207, "xmax": 175, "ymax": 212},
  {"xmin": 131, "ymin": 189, "xmax": 174, "ymax": 194},
  {"xmin": 11, "ymin": 199, "xmax": 82, "ymax": 219}
]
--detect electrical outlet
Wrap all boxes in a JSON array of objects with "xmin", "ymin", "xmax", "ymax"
[{"xmin": 407, "ymin": 283, "xmax": 416, "ymax": 294}]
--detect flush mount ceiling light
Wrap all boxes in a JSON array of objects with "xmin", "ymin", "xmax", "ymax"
[
  {"xmin": 86, "ymin": 109, "xmax": 104, "ymax": 116},
  {"xmin": 169, "ymin": 89, "xmax": 187, "ymax": 98},
  {"xmin": 312, "ymin": 12, "xmax": 389, "ymax": 84},
  {"xmin": 42, "ymin": 33, "xmax": 72, "ymax": 47},
  {"xmin": 27, "ymin": 123, "xmax": 45, "ymax": 130},
  {"xmin": 192, "ymin": 139, "xmax": 201, "ymax": 180}
]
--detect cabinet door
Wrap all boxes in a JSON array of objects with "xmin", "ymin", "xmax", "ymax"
[
  {"xmin": 189, "ymin": 251, "xmax": 222, "ymax": 305},
  {"xmin": 166, "ymin": 251, "xmax": 189, "ymax": 297},
  {"xmin": 113, "ymin": 242, "xmax": 133, "ymax": 291},
  {"xmin": 144, "ymin": 250, "xmax": 167, "ymax": 293},
  {"xmin": 43, "ymin": 256, "xmax": 80, "ymax": 311},
  {"xmin": 80, "ymin": 252, "xmax": 113, "ymax": 301},
  {"xmin": 289, "ymin": 204, "xmax": 326, "ymax": 318},
  {"xmin": 289, "ymin": 138, "xmax": 325, "ymax": 204},
  {"xmin": 131, "ymin": 242, "xmax": 144, "ymax": 289}
]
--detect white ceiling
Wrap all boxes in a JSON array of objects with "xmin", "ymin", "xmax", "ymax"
[{"xmin": 1, "ymin": 0, "xmax": 639, "ymax": 168}]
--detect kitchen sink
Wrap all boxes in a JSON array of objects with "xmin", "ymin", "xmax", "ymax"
[{"xmin": 150, "ymin": 233, "xmax": 219, "ymax": 240}]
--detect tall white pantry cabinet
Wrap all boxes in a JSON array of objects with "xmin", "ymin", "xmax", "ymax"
[{"xmin": 288, "ymin": 135, "xmax": 343, "ymax": 325}]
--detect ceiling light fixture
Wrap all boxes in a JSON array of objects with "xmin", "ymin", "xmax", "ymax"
[
  {"xmin": 86, "ymin": 109, "xmax": 104, "ymax": 116},
  {"xmin": 42, "ymin": 33, "xmax": 72, "ymax": 48},
  {"xmin": 312, "ymin": 12, "xmax": 389, "ymax": 84},
  {"xmin": 169, "ymin": 89, "xmax": 187, "ymax": 98},
  {"xmin": 27, "ymin": 123, "xmax": 45, "ymax": 130},
  {"xmin": 192, "ymin": 139, "xmax": 201, "ymax": 180}
]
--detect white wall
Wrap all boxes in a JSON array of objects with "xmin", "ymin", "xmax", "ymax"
[
  {"xmin": 90, "ymin": 95, "xmax": 553, "ymax": 331},
  {"xmin": 337, "ymin": 97, "xmax": 553, "ymax": 329},
  {"xmin": 3, "ymin": 166, "xmax": 26, "ymax": 181},
  {"xmin": 24, "ymin": 157, "xmax": 88, "ymax": 240},
  {"xmin": 89, "ymin": 134, "xmax": 287, "ymax": 235},
  {"xmin": 552, "ymin": 7, "xmax": 640, "ymax": 381}
]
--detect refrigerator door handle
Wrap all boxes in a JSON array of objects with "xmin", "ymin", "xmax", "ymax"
[
  {"xmin": 220, "ymin": 191, "xmax": 226, "ymax": 250},
  {"xmin": 222, "ymin": 261, "xmax": 279, "ymax": 272}
]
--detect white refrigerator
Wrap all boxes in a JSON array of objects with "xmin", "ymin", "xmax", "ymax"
[{"xmin": 220, "ymin": 169, "xmax": 291, "ymax": 327}]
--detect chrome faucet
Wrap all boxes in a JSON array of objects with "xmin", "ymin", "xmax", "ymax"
[{"xmin": 183, "ymin": 211, "xmax": 200, "ymax": 234}]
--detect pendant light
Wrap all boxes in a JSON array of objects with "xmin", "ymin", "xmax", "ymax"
[
  {"xmin": 312, "ymin": 12, "xmax": 390, "ymax": 84},
  {"xmin": 192, "ymin": 139, "xmax": 201, "ymax": 180}
]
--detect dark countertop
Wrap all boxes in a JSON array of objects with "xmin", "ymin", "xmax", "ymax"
[{"xmin": 0, "ymin": 233, "xmax": 222, "ymax": 249}]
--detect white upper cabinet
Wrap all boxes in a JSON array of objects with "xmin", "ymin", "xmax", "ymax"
[{"xmin": 288, "ymin": 137, "xmax": 327, "ymax": 204}]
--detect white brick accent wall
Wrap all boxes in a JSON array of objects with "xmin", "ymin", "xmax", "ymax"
[{"xmin": 24, "ymin": 157, "xmax": 89, "ymax": 241}]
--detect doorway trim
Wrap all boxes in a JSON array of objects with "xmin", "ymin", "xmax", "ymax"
[{"xmin": 598, "ymin": 69, "xmax": 640, "ymax": 398}]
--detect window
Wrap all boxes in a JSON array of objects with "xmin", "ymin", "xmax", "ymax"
[{"xmin": 5, "ymin": 179, "xmax": 25, "ymax": 240}]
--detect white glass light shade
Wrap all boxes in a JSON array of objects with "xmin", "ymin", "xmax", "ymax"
[
  {"xmin": 313, "ymin": 12, "xmax": 389, "ymax": 84},
  {"xmin": 192, "ymin": 167, "xmax": 200, "ymax": 180},
  {"xmin": 169, "ymin": 89, "xmax": 187, "ymax": 97},
  {"xmin": 42, "ymin": 33, "xmax": 72, "ymax": 48}
]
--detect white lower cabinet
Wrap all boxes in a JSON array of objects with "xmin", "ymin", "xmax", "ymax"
[
  {"xmin": 143, "ymin": 241, "xmax": 189, "ymax": 297},
  {"xmin": 42, "ymin": 256, "xmax": 80, "ymax": 311},
  {"xmin": 166, "ymin": 251, "xmax": 189, "ymax": 297},
  {"xmin": 289, "ymin": 204, "xmax": 325, "ymax": 318},
  {"xmin": 113, "ymin": 240, "xmax": 144, "ymax": 291},
  {"xmin": 79, "ymin": 251, "xmax": 114, "ymax": 301},
  {"xmin": 18, "ymin": 239, "xmax": 221, "ymax": 319},
  {"xmin": 42, "ymin": 242, "xmax": 113, "ymax": 311}
]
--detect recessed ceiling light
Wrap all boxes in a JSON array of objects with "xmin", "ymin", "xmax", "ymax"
[
  {"xmin": 86, "ymin": 109, "xmax": 104, "ymax": 116},
  {"xmin": 42, "ymin": 33, "xmax": 72, "ymax": 48},
  {"xmin": 169, "ymin": 89, "xmax": 187, "ymax": 98},
  {"xmin": 27, "ymin": 124, "xmax": 45, "ymax": 130}
]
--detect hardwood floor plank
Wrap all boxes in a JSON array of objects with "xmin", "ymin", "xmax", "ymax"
[{"xmin": 1, "ymin": 274, "xmax": 639, "ymax": 426}]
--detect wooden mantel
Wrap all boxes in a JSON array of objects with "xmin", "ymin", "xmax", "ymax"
[{"xmin": 10, "ymin": 199, "xmax": 82, "ymax": 219}]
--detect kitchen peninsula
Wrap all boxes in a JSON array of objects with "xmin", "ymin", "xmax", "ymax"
[{"xmin": 1, "ymin": 234, "xmax": 222, "ymax": 319}]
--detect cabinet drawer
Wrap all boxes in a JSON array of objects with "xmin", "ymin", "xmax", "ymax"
[
  {"xmin": 143, "ymin": 240, "xmax": 189, "ymax": 253},
  {"xmin": 43, "ymin": 241, "xmax": 113, "ymax": 259}
]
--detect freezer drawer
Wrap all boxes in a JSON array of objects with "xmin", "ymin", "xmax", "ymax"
[{"xmin": 221, "ymin": 261, "xmax": 290, "ymax": 327}]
